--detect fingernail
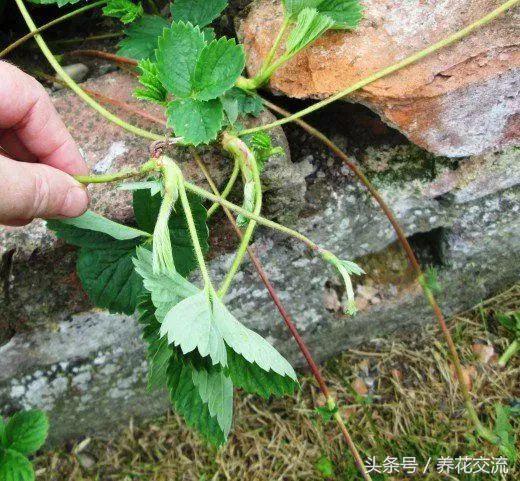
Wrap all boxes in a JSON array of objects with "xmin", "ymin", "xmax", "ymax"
[{"xmin": 60, "ymin": 186, "xmax": 89, "ymax": 218}]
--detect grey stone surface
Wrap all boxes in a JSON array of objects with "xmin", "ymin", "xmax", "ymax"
[{"xmin": 1, "ymin": 138, "xmax": 518, "ymax": 444}]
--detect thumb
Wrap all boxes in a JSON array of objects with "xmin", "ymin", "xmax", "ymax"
[{"xmin": 0, "ymin": 154, "xmax": 89, "ymax": 226}]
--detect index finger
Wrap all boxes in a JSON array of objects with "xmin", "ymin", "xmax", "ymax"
[{"xmin": 0, "ymin": 61, "xmax": 88, "ymax": 175}]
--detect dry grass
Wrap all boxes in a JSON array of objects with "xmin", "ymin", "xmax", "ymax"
[{"xmin": 35, "ymin": 285, "xmax": 520, "ymax": 480}]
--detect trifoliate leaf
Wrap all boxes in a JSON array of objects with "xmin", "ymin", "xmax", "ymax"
[
  {"xmin": 225, "ymin": 348, "xmax": 297, "ymax": 399},
  {"xmin": 285, "ymin": 8, "xmax": 334, "ymax": 58},
  {"xmin": 170, "ymin": 0, "xmax": 228, "ymax": 28},
  {"xmin": 0, "ymin": 449, "xmax": 34, "ymax": 481},
  {"xmin": 135, "ymin": 59, "xmax": 168, "ymax": 104},
  {"xmin": 117, "ymin": 15, "xmax": 169, "ymax": 60},
  {"xmin": 56, "ymin": 210, "xmax": 150, "ymax": 241},
  {"xmin": 103, "ymin": 0, "xmax": 143, "ymax": 25},
  {"xmin": 132, "ymin": 189, "xmax": 209, "ymax": 277},
  {"xmin": 192, "ymin": 38, "xmax": 245, "ymax": 101},
  {"xmin": 160, "ymin": 290, "xmax": 297, "ymax": 382},
  {"xmin": 156, "ymin": 21, "xmax": 206, "ymax": 99},
  {"xmin": 5, "ymin": 410, "xmax": 49, "ymax": 456},
  {"xmin": 317, "ymin": 0, "xmax": 363, "ymax": 29},
  {"xmin": 77, "ymin": 240, "xmax": 144, "ymax": 314},
  {"xmin": 282, "ymin": 0, "xmax": 322, "ymax": 20},
  {"xmin": 166, "ymin": 351, "xmax": 228, "ymax": 446},
  {"xmin": 166, "ymin": 98, "xmax": 223, "ymax": 146}
]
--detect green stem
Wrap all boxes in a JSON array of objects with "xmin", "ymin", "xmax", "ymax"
[
  {"xmin": 207, "ymin": 157, "xmax": 240, "ymax": 218},
  {"xmin": 239, "ymin": 0, "xmax": 520, "ymax": 135},
  {"xmin": 177, "ymin": 171, "xmax": 215, "ymax": 291},
  {"xmin": 185, "ymin": 180, "xmax": 317, "ymax": 251},
  {"xmin": 259, "ymin": 17, "xmax": 291, "ymax": 76},
  {"xmin": 14, "ymin": 0, "xmax": 165, "ymax": 143},
  {"xmin": 498, "ymin": 339, "xmax": 519, "ymax": 368},
  {"xmin": 218, "ymin": 133, "xmax": 263, "ymax": 298},
  {"xmin": 0, "ymin": 0, "xmax": 108, "ymax": 58},
  {"xmin": 74, "ymin": 160, "xmax": 157, "ymax": 184}
]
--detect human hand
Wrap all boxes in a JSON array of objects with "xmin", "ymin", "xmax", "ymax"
[{"xmin": 0, "ymin": 61, "xmax": 89, "ymax": 226}]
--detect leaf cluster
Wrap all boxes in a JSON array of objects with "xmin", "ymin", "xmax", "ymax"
[
  {"xmin": 0, "ymin": 410, "xmax": 49, "ymax": 481},
  {"xmin": 48, "ymin": 183, "xmax": 297, "ymax": 446},
  {"xmin": 134, "ymin": 247, "xmax": 298, "ymax": 445}
]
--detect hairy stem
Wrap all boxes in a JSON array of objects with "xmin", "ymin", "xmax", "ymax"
[
  {"xmin": 207, "ymin": 157, "xmax": 240, "ymax": 218},
  {"xmin": 193, "ymin": 153, "xmax": 372, "ymax": 481},
  {"xmin": 259, "ymin": 17, "xmax": 290, "ymax": 76},
  {"xmin": 185, "ymin": 180, "xmax": 317, "ymax": 251},
  {"xmin": 74, "ymin": 160, "xmax": 157, "ymax": 184},
  {"xmin": 0, "ymin": 0, "xmax": 107, "ymax": 58},
  {"xmin": 176, "ymin": 169, "xmax": 214, "ymax": 291},
  {"xmin": 14, "ymin": 0, "xmax": 165, "ymax": 142},
  {"xmin": 263, "ymin": 98, "xmax": 499, "ymax": 444},
  {"xmin": 218, "ymin": 133, "xmax": 263, "ymax": 297},
  {"xmin": 498, "ymin": 340, "xmax": 519, "ymax": 367},
  {"xmin": 48, "ymin": 32, "xmax": 123, "ymax": 47},
  {"xmin": 240, "ymin": 0, "xmax": 520, "ymax": 135}
]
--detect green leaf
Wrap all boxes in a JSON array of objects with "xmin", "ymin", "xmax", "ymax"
[
  {"xmin": 48, "ymin": 221, "xmax": 144, "ymax": 315},
  {"xmin": 77, "ymin": 240, "xmax": 144, "ymax": 314},
  {"xmin": 202, "ymin": 27, "xmax": 216, "ymax": 43},
  {"xmin": 156, "ymin": 21, "xmax": 206, "ymax": 98},
  {"xmin": 0, "ymin": 449, "xmax": 34, "ymax": 481},
  {"xmin": 191, "ymin": 368, "xmax": 233, "ymax": 435},
  {"xmin": 56, "ymin": 210, "xmax": 150, "ymax": 241},
  {"xmin": 419, "ymin": 266, "xmax": 442, "ymax": 295},
  {"xmin": 133, "ymin": 189, "xmax": 209, "ymax": 277},
  {"xmin": 166, "ymin": 351, "xmax": 228, "ymax": 446},
  {"xmin": 137, "ymin": 296, "xmax": 232, "ymax": 441},
  {"xmin": 160, "ymin": 291, "xmax": 297, "ymax": 382},
  {"xmin": 493, "ymin": 404, "xmax": 517, "ymax": 462},
  {"xmin": 282, "ymin": 0, "xmax": 322, "ymax": 20},
  {"xmin": 135, "ymin": 59, "xmax": 168, "ymax": 104},
  {"xmin": 315, "ymin": 455, "xmax": 335, "ymax": 478},
  {"xmin": 166, "ymin": 98, "xmax": 223, "ymax": 146},
  {"xmin": 317, "ymin": 0, "xmax": 363, "ymax": 29},
  {"xmin": 170, "ymin": 0, "xmax": 228, "ymax": 28},
  {"xmin": 244, "ymin": 132, "xmax": 284, "ymax": 172},
  {"xmin": 5, "ymin": 410, "xmax": 49, "ymax": 456},
  {"xmin": 225, "ymin": 348, "xmax": 297, "ymax": 399},
  {"xmin": 117, "ymin": 15, "xmax": 169, "ymax": 60},
  {"xmin": 220, "ymin": 87, "xmax": 263, "ymax": 126},
  {"xmin": 103, "ymin": 0, "xmax": 144, "ymax": 25},
  {"xmin": 285, "ymin": 8, "xmax": 334, "ymax": 58},
  {"xmin": 192, "ymin": 38, "xmax": 245, "ymax": 101},
  {"xmin": 315, "ymin": 404, "xmax": 338, "ymax": 422}
]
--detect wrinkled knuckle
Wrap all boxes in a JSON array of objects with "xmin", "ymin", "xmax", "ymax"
[{"xmin": 30, "ymin": 172, "xmax": 52, "ymax": 218}]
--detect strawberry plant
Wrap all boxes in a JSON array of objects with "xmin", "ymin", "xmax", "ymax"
[
  {"xmin": 0, "ymin": 410, "xmax": 49, "ymax": 481},
  {"xmin": 4, "ymin": 0, "xmax": 520, "ymax": 478}
]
